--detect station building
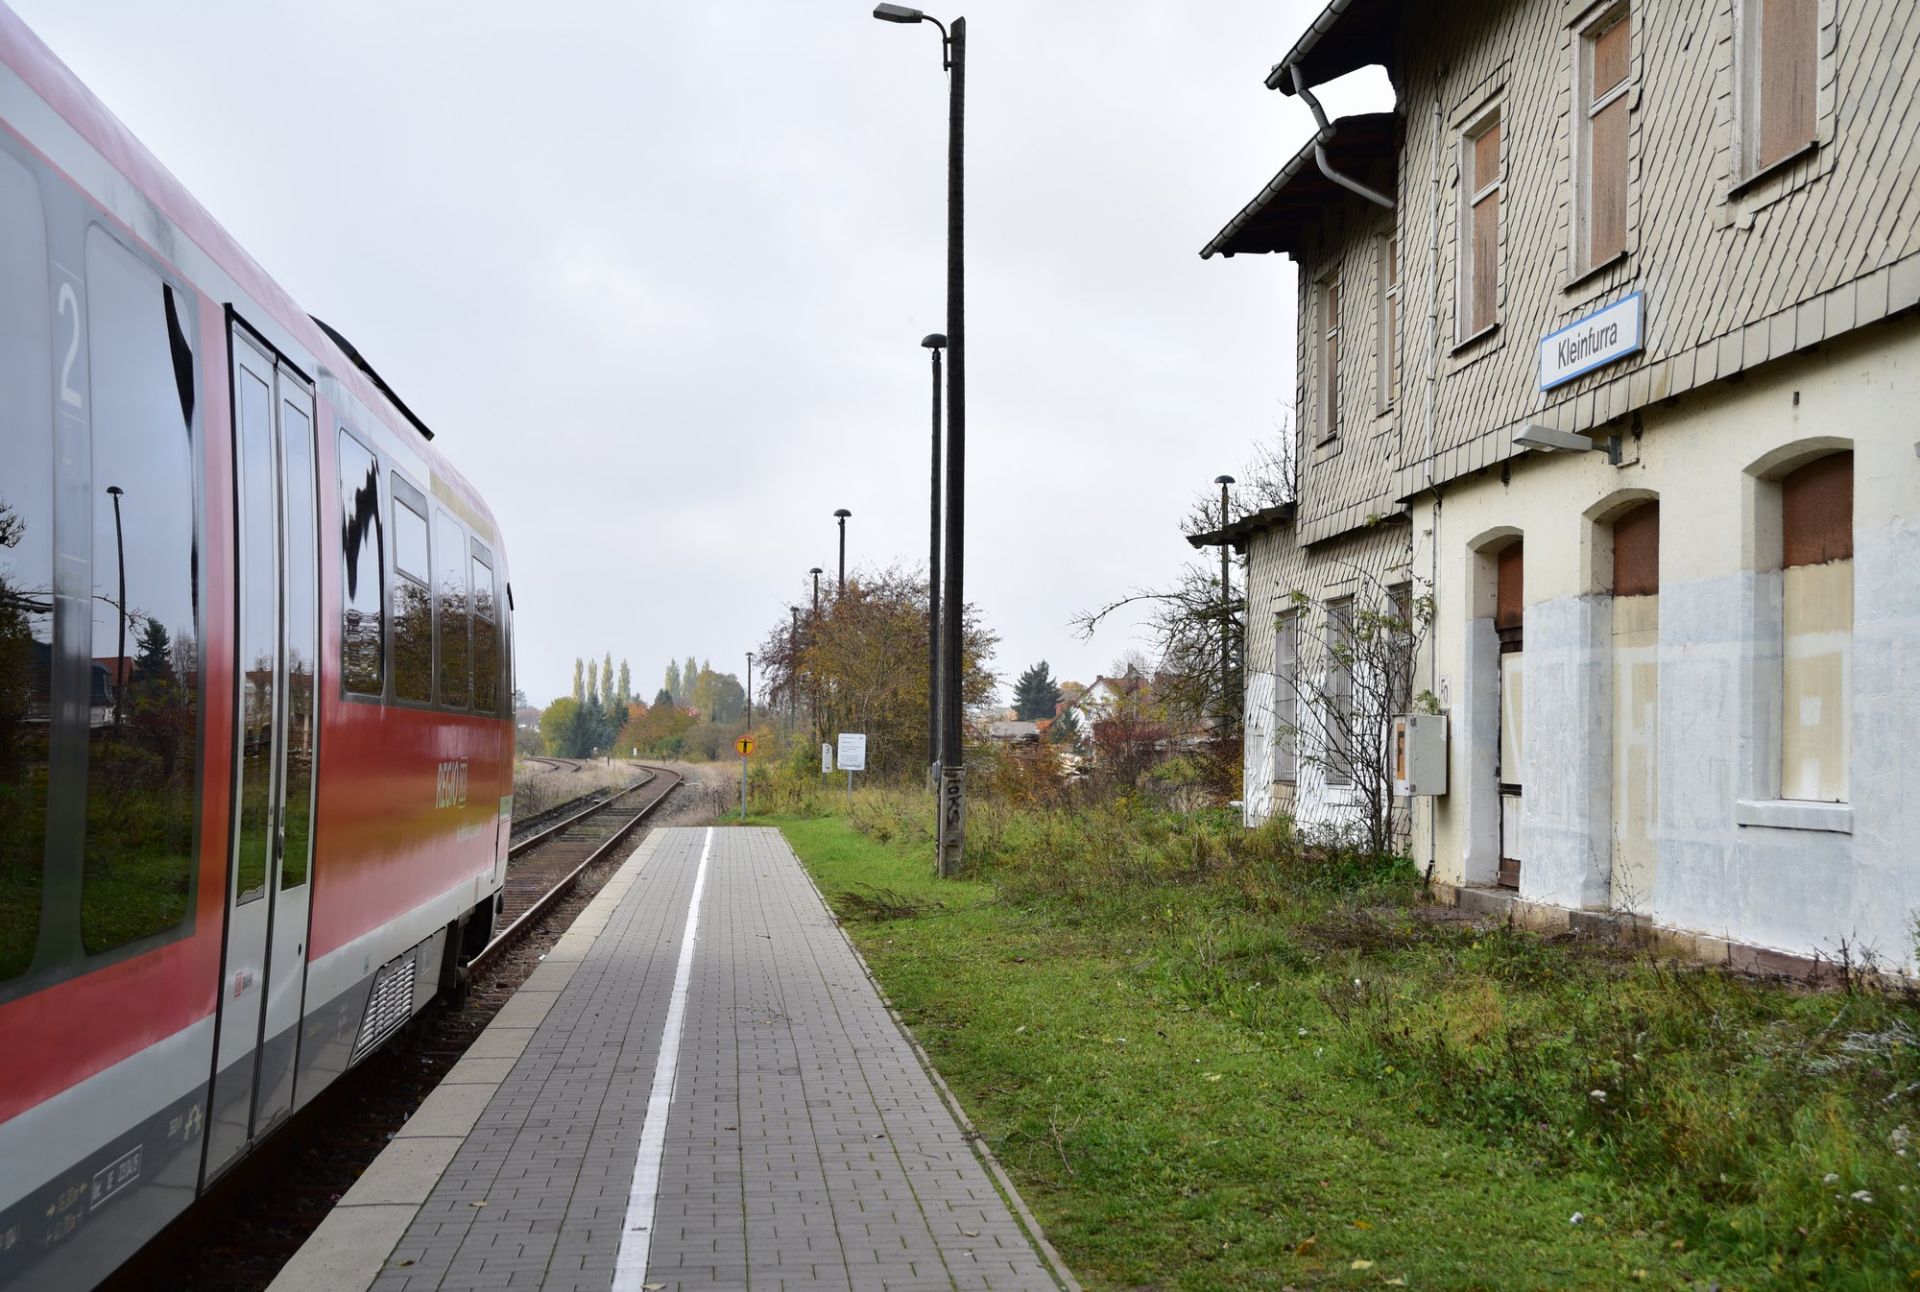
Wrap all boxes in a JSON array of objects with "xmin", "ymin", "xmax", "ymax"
[{"xmin": 1201, "ymin": 0, "xmax": 1920, "ymax": 968}]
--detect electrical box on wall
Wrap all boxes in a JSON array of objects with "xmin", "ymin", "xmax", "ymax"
[{"xmin": 1391, "ymin": 714, "xmax": 1448, "ymax": 797}]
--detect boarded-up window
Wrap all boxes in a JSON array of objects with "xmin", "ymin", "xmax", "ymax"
[
  {"xmin": 1389, "ymin": 582, "xmax": 1414, "ymax": 713},
  {"xmin": 1746, "ymin": 0, "xmax": 1817, "ymax": 174},
  {"xmin": 1321, "ymin": 275, "xmax": 1341, "ymax": 441},
  {"xmin": 1780, "ymin": 452, "xmax": 1851, "ymax": 802},
  {"xmin": 1379, "ymin": 237, "xmax": 1401, "ymax": 410},
  {"xmin": 1782, "ymin": 453, "xmax": 1852, "ymax": 567},
  {"xmin": 1275, "ymin": 611, "xmax": 1298, "ymax": 784},
  {"xmin": 1581, "ymin": 9, "xmax": 1630, "ymax": 270},
  {"xmin": 1495, "ymin": 542, "xmax": 1524, "ymax": 634},
  {"xmin": 1326, "ymin": 597, "xmax": 1354, "ymax": 786},
  {"xmin": 1612, "ymin": 501, "xmax": 1660, "ymax": 597},
  {"xmin": 1460, "ymin": 112, "xmax": 1502, "ymax": 338}
]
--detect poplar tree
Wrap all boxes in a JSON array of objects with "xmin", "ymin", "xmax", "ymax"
[
  {"xmin": 573, "ymin": 658, "xmax": 585, "ymax": 704},
  {"xmin": 617, "ymin": 660, "xmax": 631, "ymax": 707},
  {"xmin": 600, "ymin": 654, "xmax": 613, "ymax": 710},
  {"xmin": 664, "ymin": 660, "xmax": 682, "ymax": 703}
]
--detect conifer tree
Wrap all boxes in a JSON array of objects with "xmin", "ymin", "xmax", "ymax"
[{"xmin": 1012, "ymin": 661, "xmax": 1063, "ymax": 721}]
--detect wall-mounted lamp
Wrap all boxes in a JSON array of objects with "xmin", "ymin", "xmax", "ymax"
[{"xmin": 1512, "ymin": 422, "xmax": 1621, "ymax": 464}]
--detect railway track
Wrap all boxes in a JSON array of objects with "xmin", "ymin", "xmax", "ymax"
[{"xmin": 476, "ymin": 765, "xmax": 683, "ymax": 970}]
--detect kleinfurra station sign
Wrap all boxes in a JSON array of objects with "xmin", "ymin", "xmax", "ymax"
[{"xmin": 1538, "ymin": 292, "xmax": 1645, "ymax": 390}]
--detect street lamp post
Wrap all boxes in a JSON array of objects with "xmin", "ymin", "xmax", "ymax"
[
  {"xmin": 834, "ymin": 509, "xmax": 852, "ymax": 595},
  {"xmin": 874, "ymin": 3, "xmax": 967, "ymax": 878},
  {"xmin": 789, "ymin": 606, "xmax": 801, "ymax": 723},
  {"xmin": 1214, "ymin": 474, "xmax": 1235, "ymax": 735},
  {"xmin": 810, "ymin": 566, "xmax": 823, "ymax": 618},
  {"xmin": 745, "ymin": 650, "xmax": 754, "ymax": 728},
  {"xmin": 106, "ymin": 485, "xmax": 127, "ymax": 732},
  {"xmin": 921, "ymin": 332, "xmax": 946, "ymax": 776}
]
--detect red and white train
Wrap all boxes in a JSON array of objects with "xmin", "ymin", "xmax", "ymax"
[{"xmin": 0, "ymin": 7, "xmax": 515, "ymax": 1287}]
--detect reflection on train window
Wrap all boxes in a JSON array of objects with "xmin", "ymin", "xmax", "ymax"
[
  {"xmin": 81, "ymin": 229, "xmax": 200, "ymax": 952},
  {"xmin": 471, "ymin": 544, "xmax": 498, "ymax": 715},
  {"xmin": 0, "ymin": 150, "xmax": 53, "ymax": 984},
  {"xmin": 434, "ymin": 511, "xmax": 471, "ymax": 709},
  {"xmin": 231, "ymin": 359, "xmax": 274, "ymax": 906},
  {"xmin": 391, "ymin": 482, "xmax": 432, "ymax": 704},
  {"xmin": 281, "ymin": 398, "xmax": 316, "ymax": 890},
  {"xmin": 338, "ymin": 432, "xmax": 383, "ymax": 696}
]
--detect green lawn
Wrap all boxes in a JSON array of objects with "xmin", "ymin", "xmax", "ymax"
[{"xmin": 764, "ymin": 802, "xmax": 1920, "ymax": 1291}]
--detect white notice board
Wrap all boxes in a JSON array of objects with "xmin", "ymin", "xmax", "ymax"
[{"xmin": 836, "ymin": 733, "xmax": 867, "ymax": 772}]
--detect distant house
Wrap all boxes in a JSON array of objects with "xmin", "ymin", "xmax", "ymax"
[
  {"xmin": 514, "ymin": 705, "xmax": 542, "ymax": 733},
  {"xmin": 985, "ymin": 720, "xmax": 1041, "ymax": 745}
]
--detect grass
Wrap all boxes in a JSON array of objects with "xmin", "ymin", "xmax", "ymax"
[{"xmin": 762, "ymin": 790, "xmax": 1920, "ymax": 1290}]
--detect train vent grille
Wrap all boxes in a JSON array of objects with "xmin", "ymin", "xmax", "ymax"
[{"xmin": 351, "ymin": 954, "xmax": 418, "ymax": 1064}]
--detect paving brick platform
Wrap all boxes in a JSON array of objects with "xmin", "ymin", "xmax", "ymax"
[{"xmin": 271, "ymin": 827, "xmax": 1063, "ymax": 1292}]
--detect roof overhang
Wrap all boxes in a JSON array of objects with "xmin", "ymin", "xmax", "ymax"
[
  {"xmin": 1200, "ymin": 113, "xmax": 1398, "ymax": 260},
  {"xmin": 1265, "ymin": 0, "xmax": 1402, "ymax": 94},
  {"xmin": 1186, "ymin": 502, "xmax": 1295, "ymax": 554}
]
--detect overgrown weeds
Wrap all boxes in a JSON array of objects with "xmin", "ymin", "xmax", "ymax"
[{"xmin": 802, "ymin": 785, "xmax": 1920, "ymax": 1285}]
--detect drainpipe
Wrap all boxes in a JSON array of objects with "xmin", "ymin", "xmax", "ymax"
[
  {"xmin": 1424, "ymin": 76, "xmax": 1445, "ymax": 887},
  {"xmin": 1288, "ymin": 63, "xmax": 1396, "ymax": 211}
]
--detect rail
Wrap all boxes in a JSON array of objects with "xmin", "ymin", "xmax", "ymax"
[{"xmin": 472, "ymin": 766, "xmax": 682, "ymax": 971}]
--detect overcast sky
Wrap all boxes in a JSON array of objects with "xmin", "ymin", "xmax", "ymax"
[{"xmin": 16, "ymin": 0, "xmax": 1390, "ymax": 707}]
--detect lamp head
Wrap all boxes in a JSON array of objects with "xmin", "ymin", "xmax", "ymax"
[
  {"xmin": 106, "ymin": 485, "xmax": 124, "ymax": 497},
  {"xmin": 834, "ymin": 508, "xmax": 852, "ymax": 519},
  {"xmin": 809, "ymin": 566, "xmax": 823, "ymax": 576},
  {"xmin": 921, "ymin": 333, "xmax": 947, "ymax": 349},
  {"xmin": 1511, "ymin": 423, "xmax": 1595, "ymax": 453},
  {"xmin": 873, "ymin": 3, "xmax": 924, "ymax": 22},
  {"xmin": 1214, "ymin": 474, "xmax": 1236, "ymax": 486}
]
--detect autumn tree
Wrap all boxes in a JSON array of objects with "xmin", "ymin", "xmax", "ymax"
[{"xmin": 755, "ymin": 565, "xmax": 995, "ymax": 782}]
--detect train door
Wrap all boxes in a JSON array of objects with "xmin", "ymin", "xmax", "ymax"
[{"xmin": 203, "ymin": 326, "xmax": 319, "ymax": 1183}]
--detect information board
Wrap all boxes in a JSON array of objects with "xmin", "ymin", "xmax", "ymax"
[{"xmin": 836, "ymin": 733, "xmax": 867, "ymax": 772}]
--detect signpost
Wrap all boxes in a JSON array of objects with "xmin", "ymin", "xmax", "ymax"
[
  {"xmin": 821, "ymin": 742, "xmax": 834, "ymax": 774},
  {"xmin": 836, "ymin": 733, "xmax": 867, "ymax": 807},
  {"xmin": 735, "ymin": 734, "xmax": 754, "ymax": 819}
]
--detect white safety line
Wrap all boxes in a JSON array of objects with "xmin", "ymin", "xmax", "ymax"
[{"xmin": 612, "ymin": 826, "xmax": 714, "ymax": 1291}]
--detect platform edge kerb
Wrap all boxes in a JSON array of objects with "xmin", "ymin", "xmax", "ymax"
[{"xmin": 786, "ymin": 835, "xmax": 1084, "ymax": 1292}]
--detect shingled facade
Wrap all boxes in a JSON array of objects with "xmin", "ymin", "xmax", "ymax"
[{"xmin": 1204, "ymin": 0, "xmax": 1920, "ymax": 966}]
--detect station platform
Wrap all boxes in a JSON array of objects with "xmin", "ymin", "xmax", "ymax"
[{"xmin": 269, "ymin": 826, "xmax": 1069, "ymax": 1292}]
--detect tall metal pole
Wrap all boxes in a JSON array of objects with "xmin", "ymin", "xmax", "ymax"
[
  {"xmin": 789, "ymin": 606, "xmax": 800, "ymax": 723},
  {"xmin": 810, "ymin": 567, "xmax": 822, "ymax": 619},
  {"xmin": 745, "ymin": 651, "xmax": 754, "ymax": 728},
  {"xmin": 835, "ymin": 509, "xmax": 852, "ymax": 595},
  {"xmin": 936, "ymin": 17, "xmax": 967, "ymax": 878},
  {"xmin": 1215, "ymin": 474, "xmax": 1235, "ymax": 735},
  {"xmin": 107, "ymin": 485, "xmax": 126, "ymax": 732},
  {"xmin": 923, "ymin": 334, "xmax": 946, "ymax": 775}
]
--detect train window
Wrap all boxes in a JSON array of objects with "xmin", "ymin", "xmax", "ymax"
[
  {"xmin": 338, "ymin": 432, "xmax": 384, "ymax": 696},
  {"xmin": 434, "ymin": 511, "xmax": 470, "ymax": 709},
  {"xmin": 471, "ymin": 542, "xmax": 498, "ymax": 715},
  {"xmin": 79, "ymin": 229, "xmax": 200, "ymax": 953},
  {"xmin": 391, "ymin": 479, "xmax": 432, "ymax": 704},
  {"xmin": 281, "ymin": 396, "xmax": 317, "ymax": 890},
  {"xmin": 0, "ymin": 150, "xmax": 52, "ymax": 984}
]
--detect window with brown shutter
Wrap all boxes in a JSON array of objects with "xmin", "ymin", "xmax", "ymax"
[
  {"xmin": 1459, "ymin": 112, "xmax": 1502, "ymax": 340},
  {"xmin": 1744, "ymin": 0, "xmax": 1817, "ymax": 176},
  {"xmin": 1579, "ymin": 9, "xmax": 1630, "ymax": 271},
  {"xmin": 1321, "ymin": 274, "xmax": 1341, "ymax": 442}
]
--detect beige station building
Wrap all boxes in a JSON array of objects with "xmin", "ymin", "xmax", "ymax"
[{"xmin": 1199, "ymin": 0, "xmax": 1920, "ymax": 969}]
